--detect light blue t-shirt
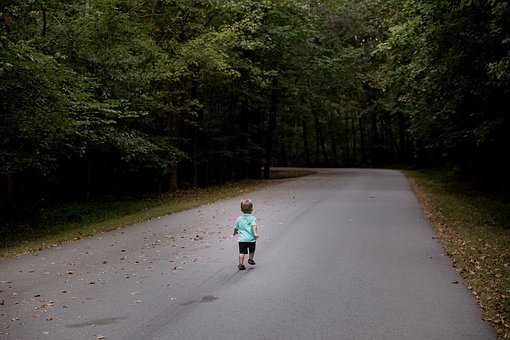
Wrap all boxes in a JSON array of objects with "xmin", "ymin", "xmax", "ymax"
[{"xmin": 234, "ymin": 213, "xmax": 257, "ymax": 242}]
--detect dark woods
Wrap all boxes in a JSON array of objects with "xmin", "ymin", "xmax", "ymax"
[{"xmin": 1, "ymin": 0, "xmax": 509, "ymax": 223}]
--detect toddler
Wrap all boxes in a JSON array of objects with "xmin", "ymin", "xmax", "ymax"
[{"xmin": 233, "ymin": 199, "xmax": 259, "ymax": 270}]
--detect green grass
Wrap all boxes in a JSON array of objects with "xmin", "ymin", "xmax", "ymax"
[
  {"xmin": 406, "ymin": 169, "xmax": 510, "ymax": 339},
  {"xmin": 0, "ymin": 169, "xmax": 314, "ymax": 258},
  {"xmin": 269, "ymin": 169, "xmax": 316, "ymax": 179}
]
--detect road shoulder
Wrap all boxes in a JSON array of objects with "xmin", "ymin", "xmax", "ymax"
[{"xmin": 406, "ymin": 169, "xmax": 509, "ymax": 339}]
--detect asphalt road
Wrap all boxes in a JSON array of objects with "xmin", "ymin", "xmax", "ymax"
[{"xmin": 0, "ymin": 169, "xmax": 495, "ymax": 340}]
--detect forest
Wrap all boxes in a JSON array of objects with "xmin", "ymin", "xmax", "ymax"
[{"xmin": 1, "ymin": 0, "xmax": 509, "ymax": 222}]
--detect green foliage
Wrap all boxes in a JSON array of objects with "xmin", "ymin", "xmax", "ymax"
[
  {"xmin": 1, "ymin": 0, "xmax": 508, "ymax": 219},
  {"xmin": 0, "ymin": 38, "xmax": 72, "ymax": 175},
  {"xmin": 378, "ymin": 0, "xmax": 509, "ymax": 172}
]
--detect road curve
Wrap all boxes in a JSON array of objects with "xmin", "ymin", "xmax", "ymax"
[{"xmin": 0, "ymin": 169, "xmax": 495, "ymax": 340}]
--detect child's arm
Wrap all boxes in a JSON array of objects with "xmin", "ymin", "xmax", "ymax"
[
  {"xmin": 252, "ymin": 223, "xmax": 259, "ymax": 239},
  {"xmin": 233, "ymin": 220, "xmax": 239, "ymax": 236}
]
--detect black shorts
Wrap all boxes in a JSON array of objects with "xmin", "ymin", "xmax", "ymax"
[{"xmin": 239, "ymin": 242, "xmax": 256, "ymax": 254}]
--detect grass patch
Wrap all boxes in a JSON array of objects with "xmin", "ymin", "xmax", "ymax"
[
  {"xmin": 406, "ymin": 169, "xmax": 510, "ymax": 339},
  {"xmin": 0, "ymin": 169, "xmax": 313, "ymax": 258},
  {"xmin": 269, "ymin": 169, "xmax": 316, "ymax": 179}
]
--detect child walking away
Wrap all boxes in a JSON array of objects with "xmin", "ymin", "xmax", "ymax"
[{"xmin": 233, "ymin": 199, "xmax": 259, "ymax": 270}]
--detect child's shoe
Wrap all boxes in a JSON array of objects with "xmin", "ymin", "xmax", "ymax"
[
  {"xmin": 248, "ymin": 259, "xmax": 256, "ymax": 265},
  {"xmin": 238, "ymin": 264, "xmax": 246, "ymax": 270}
]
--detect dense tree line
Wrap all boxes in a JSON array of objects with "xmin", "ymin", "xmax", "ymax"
[
  {"xmin": 378, "ymin": 0, "xmax": 510, "ymax": 179},
  {"xmin": 1, "ymin": 0, "xmax": 508, "ymax": 222}
]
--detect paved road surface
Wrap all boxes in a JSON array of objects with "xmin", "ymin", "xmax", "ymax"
[{"xmin": 0, "ymin": 169, "xmax": 495, "ymax": 340}]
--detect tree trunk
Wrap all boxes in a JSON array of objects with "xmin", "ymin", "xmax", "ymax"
[
  {"xmin": 238, "ymin": 88, "xmax": 250, "ymax": 179},
  {"xmin": 343, "ymin": 118, "xmax": 350, "ymax": 165},
  {"xmin": 398, "ymin": 112, "xmax": 408, "ymax": 160},
  {"xmin": 302, "ymin": 118, "xmax": 311, "ymax": 166},
  {"xmin": 315, "ymin": 115, "xmax": 329, "ymax": 166},
  {"xmin": 314, "ymin": 125, "xmax": 320, "ymax": 165},
  {"xmin": 86, "ymin": 157, "xmax": 93, "ymax": 200},
  {"xmin": 264, "ymin": 78, "xmax": 278, "ymax": 179},
  {"xmin": 358, "ymin": 116, "xmax": 367, "ymax": 166},
  {"xmin": 330, "ymin": 131, "xmax": 338, "ymax": 166},
  {"xmin": 369, "ymin": 111, "xmax": 380, "ymax": 165},
  {"xmin": 329, "ymin": 114, "xmax": 338, "ymax": 166},
  {"xmin": 168, "ymin": 165, "xmax": 178, "ymax": 192},
  {"xmin": 6, "ymin": 174, "xmax": 15, "ymax": 209},
  {"xmin": 42, "ymin": 9, "xmax": 47, "ymax": 36},
  {"xmin": 350, "ymin": 114, "xmax": 357, "ymax": 164},
  {"xmin": 191, "ymin": 78, "xmax": 202, "ymax": 187},
  {"xmin": 280, "ymin": 142, "xmax": 288, "ymax": 167}
]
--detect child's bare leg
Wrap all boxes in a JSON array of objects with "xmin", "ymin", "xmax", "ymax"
[
  {"xmin": 239, "ymin": 254, "xmax": 246, "ymax": 265},
  {"xmin": 247, "ymin": 243, "xmax": 256, "ymax": 265}
]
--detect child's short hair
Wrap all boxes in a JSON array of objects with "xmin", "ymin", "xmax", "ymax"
[{"xmin": 241, "ymin": 199, "xmax": 253, "ymax": 213}]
